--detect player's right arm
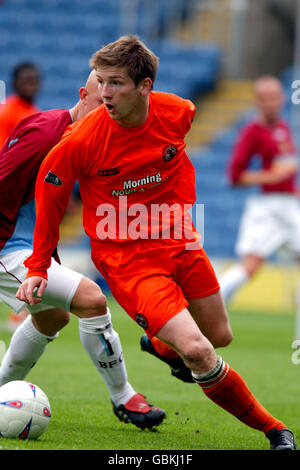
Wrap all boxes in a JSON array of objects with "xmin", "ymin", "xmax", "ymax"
[
  {"xmin": 228, "ymin": 124, "xmax": 295, "ymax": 186},
  {"xmin": 237, "ymin": 166, "xmax": 296, "ymax": 186},
  {"xmin": 16, "ymin": 129, "xmax": 82, "ymax": 305}
]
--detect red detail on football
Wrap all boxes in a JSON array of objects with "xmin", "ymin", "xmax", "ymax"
[
  {"xmin": 18, "ymin": 420, "xmax": 31, "ymax": 440},
  {"xmin": 8, "ymin": 401, "xmax": 22, "ymax": 408},
  {"xmin": 28, "ymin": 383, "xmax": 36, "ymax": 396},
  {"xmin": 43, "ymin": 407, "xmax": 51, "ymax": 417}
]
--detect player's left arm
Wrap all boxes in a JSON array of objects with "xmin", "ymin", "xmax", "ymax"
[{"xmin": 182, "ymin": 99, "xmax": 196, "ymax": 136}]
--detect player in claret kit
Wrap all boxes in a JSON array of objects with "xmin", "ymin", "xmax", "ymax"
[
  {"xmin": 219, "ymin": 76, "xmax": 300, "ymax": 311},
  {"xmin": 17, "ymin": 36, "xmax": 296, "ymax": 450},
  {"xmin": 0, "ymin": 70, "xmax": 165, "ymax": 430}
]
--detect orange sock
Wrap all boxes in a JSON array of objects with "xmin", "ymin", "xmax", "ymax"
[
  {"xmin": 151, "ymin": 337, "xmax": 179, "ymax": 359},
  {"xmin": 195, "ymin": 359, "xmax": 286, "ymax": 435}
]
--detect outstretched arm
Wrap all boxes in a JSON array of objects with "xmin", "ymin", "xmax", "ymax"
[
  {"xmin": 16, "ymin": 129, "xmax": 81, "ymax": 304},
  {"xmin": 228, "ymin": 124, "xmax": 297, "ymax": 186}
]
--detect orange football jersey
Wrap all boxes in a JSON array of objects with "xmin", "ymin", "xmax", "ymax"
[{"xmin": 25, "ymin": 91, "xmax": 197, "ymax": 278}]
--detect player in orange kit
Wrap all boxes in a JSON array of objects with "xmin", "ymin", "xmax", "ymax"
[
  {"xmin": 0, "ymin": 62, "xmax": 40, "ymax": 147},
  {"xmin": 17, "ymin": 36, "xmax": 296, "ymax": 450}
]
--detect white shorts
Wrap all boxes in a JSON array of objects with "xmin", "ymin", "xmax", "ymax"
[
  {"xmin": 0, "ymin": 249, "xmax": 83, "ymax": 314},
  {"xmin": 236, "ymin": 193, "xmax": 300, "ymax": 258}
]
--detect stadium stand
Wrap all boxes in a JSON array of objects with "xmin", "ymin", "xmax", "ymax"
[{"xmin": 0, "ymin": 0, "xmax": 221, "ymax": 109}]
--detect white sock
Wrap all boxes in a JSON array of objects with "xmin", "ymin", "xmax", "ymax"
[
  {"xmin": 78, "ymin": 309, "xmax": 135, "ymax": 407},
  {"xmin": 191, "ymin": 356, "xmax": 225, "ymax": 384},
  {"xmin": 0, "ymin": 315, "xmax": 58, "ymax": 386},
  {"xmin": 220, "ymin": 264, "xmax": 249, "ymax": 305}
]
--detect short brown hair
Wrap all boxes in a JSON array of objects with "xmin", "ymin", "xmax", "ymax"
[{"xmin": 90, "ymin": 35, "xmax": 159, "ymax": 87}]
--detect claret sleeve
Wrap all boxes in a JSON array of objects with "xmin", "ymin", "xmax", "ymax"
[{"xmin": 227, "ymin": 124, "xmax": 256, "ymax": 185}]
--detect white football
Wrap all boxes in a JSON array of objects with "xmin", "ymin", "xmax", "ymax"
[{"xmin": 0, "ymin": 380, "xmax": 51, "ymax": 439}]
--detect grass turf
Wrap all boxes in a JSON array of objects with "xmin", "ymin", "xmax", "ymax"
[{"xmin": 0, "ymin": 298, "xmax": 299, "ymax": 450}]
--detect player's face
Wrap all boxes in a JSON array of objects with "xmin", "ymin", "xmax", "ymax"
[
  {"xmin": 84, "ymin": 72, "xmax": 103, "ymax": 113},
  {"xmin": 14, "ymin": 68, "xmax": 40, "ymax": 102},
  {"xmin": 255, "ymin": 83, "xmax": 284, "ymax": 122},
  {"xmin": 96, "ymin": 66, "xmax": 149, "ymax": 127}
]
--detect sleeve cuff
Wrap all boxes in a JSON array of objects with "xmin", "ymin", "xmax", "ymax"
[{"xmin": 25, "ymin": 270, "xmax": 48, "ymax": 280}]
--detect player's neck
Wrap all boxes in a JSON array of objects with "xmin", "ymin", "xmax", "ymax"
[
  {"xmin": 259, "ymin": 114, "xmax": 279, "ymax": 127},
  {"xmin": 69, "ymin": 101, "xmax": 83, "ymax": 122},
  {"xmin": 116, "ymin": 98, "xmax": 150, "ymax": 128},
  {"xmin": 17, "ymin": 94, "xmax": 34, "ymax": 105}
]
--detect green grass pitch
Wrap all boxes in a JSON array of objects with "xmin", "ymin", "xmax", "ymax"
[{"xmin": 0, "ymin": 298, "xmax": 299, "ymax": 450}]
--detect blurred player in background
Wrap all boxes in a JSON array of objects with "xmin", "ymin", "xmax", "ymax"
[
  {"xmin": 17, "ymin": 37, "xmax": 296, "ymax": 449},
  {"xmin": 220, "ymin": 76, "xmax": 300, "ymax": 312},
  {"xmin": 0, "ymin": 70, "xmax": 165, "ymax": 430},
  {"xmin": 0, "ymin": 62, "xmax": 41, "ymax": 330},
  {"xmin": 0, "ymin": 62, "xmax": 41, "ymax": 146}
]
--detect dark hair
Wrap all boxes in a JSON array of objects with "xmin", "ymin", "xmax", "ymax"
[
  {"xmin": 90, "ymin": 35, "xmax": 159, "ymax": 87},
  {"xmin": 12, "ymin": 62, "xmax": 40, "ymax": 82}
]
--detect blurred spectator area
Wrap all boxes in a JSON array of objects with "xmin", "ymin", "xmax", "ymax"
[{"xmin": 0, "ymin": 0, "xmax": 222, "ymax": 109}]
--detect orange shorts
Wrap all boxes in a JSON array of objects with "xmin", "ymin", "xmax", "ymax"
[{"xmin": 92, "ymin": 243, "xmax": 220, "ymax": 339}]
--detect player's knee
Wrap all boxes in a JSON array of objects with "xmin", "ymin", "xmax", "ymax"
[
  {"xmin": 71, "ymin": 277, "xmax": 107, "ymax": 317},
  {"xmin": 181, "ymin": 338, "xmax": 214, "ymax": 371},
  {"xmin": 55, "ymin": 311, "xmax": 70, "ymax": 330},
  {"xmin": 31, "ymin": 309, "xmax": 70, "ymax": 337},
  {"xmin": 90, "ymin": 291, "xmax": 107, "ymax": 315}
]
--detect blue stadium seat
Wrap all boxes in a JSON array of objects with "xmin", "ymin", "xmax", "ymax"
[{"xmin": 0, "ymin": 0, "xmax": 222, "ymax": 109}]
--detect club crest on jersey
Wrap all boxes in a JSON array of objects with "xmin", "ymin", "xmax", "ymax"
[
  {"xmin": 44, "ymin": 171, "xmax": 63, "ymax": 186},
  {"xmin": 135, "ymin": 313, "xmax": 148, "ymax": 329},
  {"xmin": 163, "ymin": 144, "xmax": 177, "ymax": 162}
]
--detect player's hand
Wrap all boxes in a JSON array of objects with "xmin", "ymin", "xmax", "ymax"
[
  {"xmin": 266, "ymin": 163, "xmax": 298, "ymax": 184},
  {"xmin": 16, "ymin": 276, "xmax": 48, "ymax": 306},
  {"xmin": 238, "ymin": 165, "xmax": 297, "ymax": 186}
]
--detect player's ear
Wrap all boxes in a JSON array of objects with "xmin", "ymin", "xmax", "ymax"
[
  {"xmin": 79, "ymin": 87, "xmax": 88, "ymax": 103},
  {"xmin": 139, "ymin": 78, "xmax": 152, "ymax": 97}
]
